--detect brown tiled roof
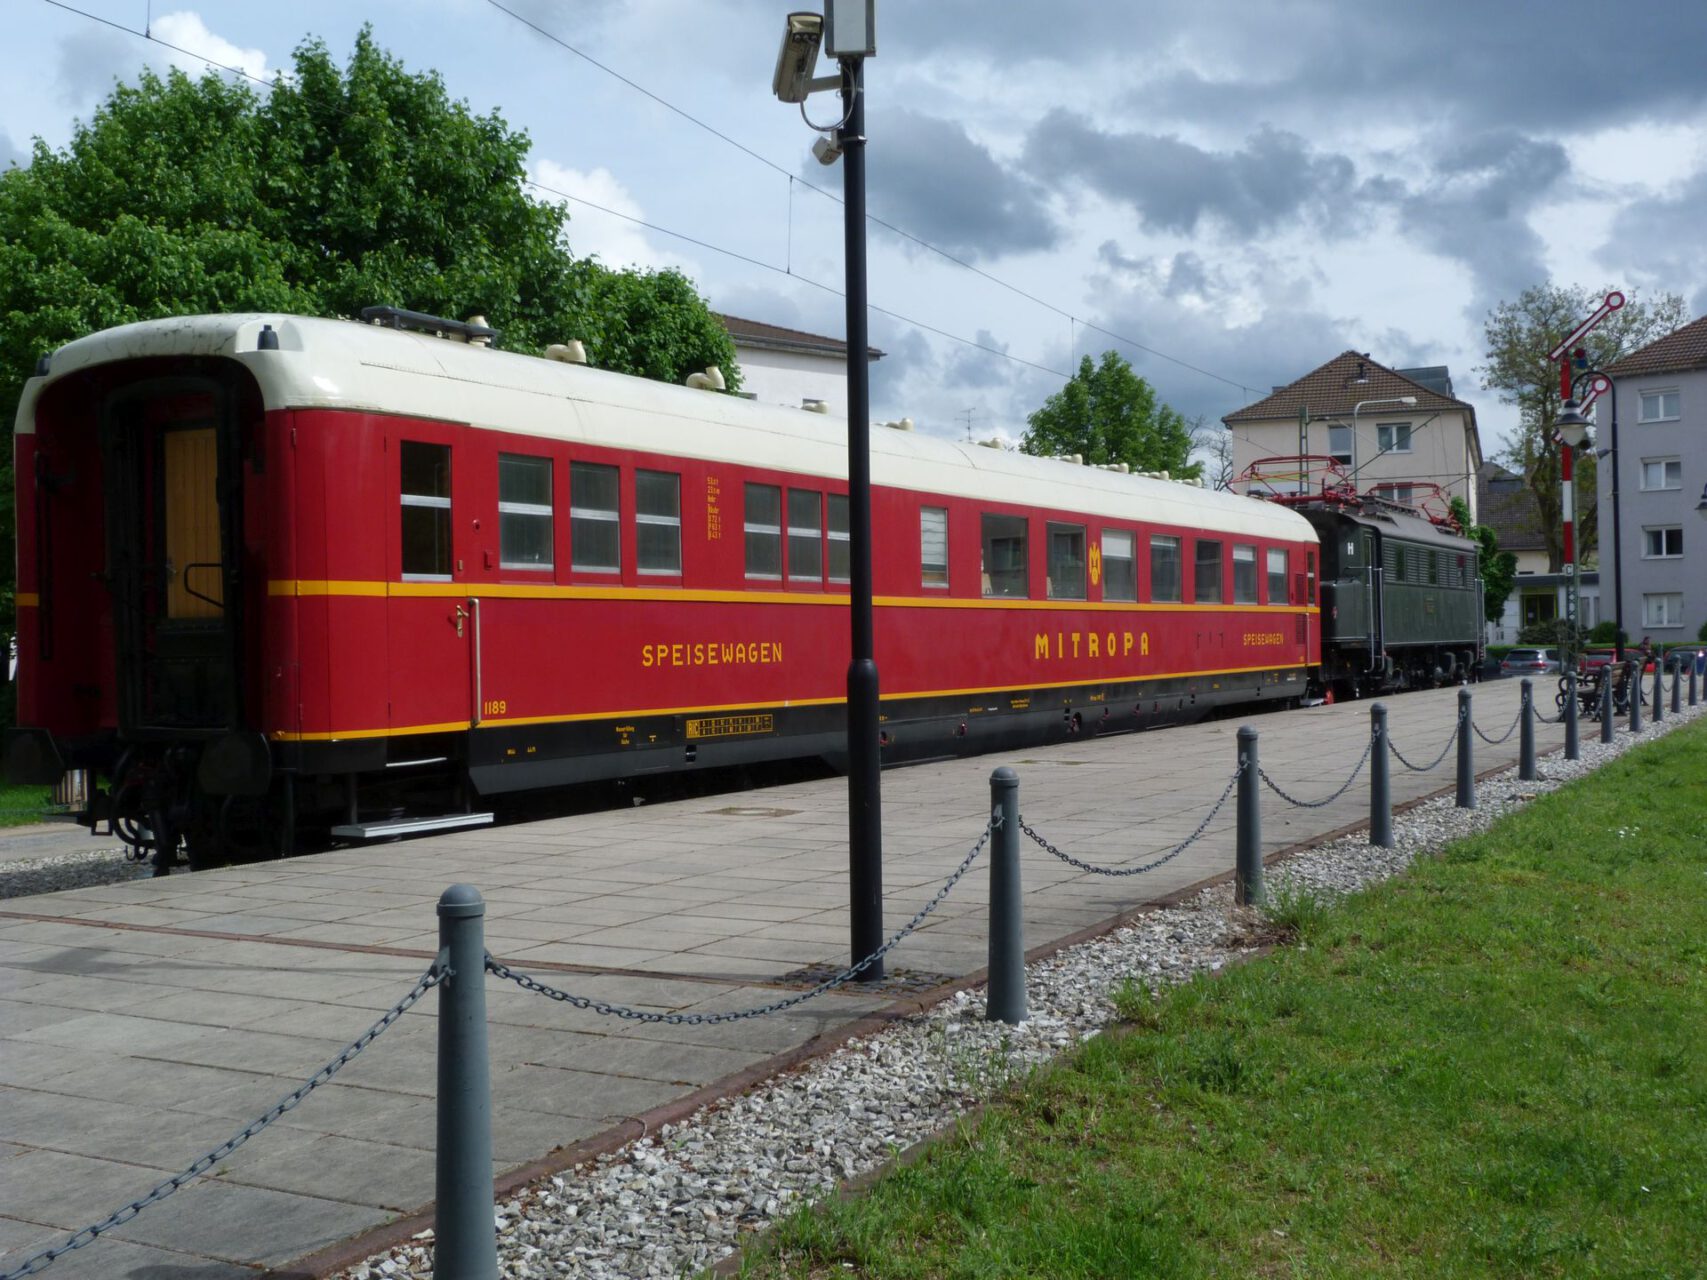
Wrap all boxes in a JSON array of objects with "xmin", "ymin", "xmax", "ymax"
[
  {"xmin": 717, "ymin": 314, "xmax": 884, "ymax": 361},
  {"xmin": 1223, "ymin": 350, "xmax": 1473, "ymax": 424},
  {"xmin": 1476, "ymin": 461, "xmax": 1546, "ymax": 552},
  {"xmin": 1603, "ymin": 314, "xmax": 1707, "ymax": 377}
]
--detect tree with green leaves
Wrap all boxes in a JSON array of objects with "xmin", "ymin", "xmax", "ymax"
[
  {"xmin": 1477, "ymin": 283, "xmax": 1685, "ymax": 571},
  {"xmin": 1021, "ymin": 351, "xmax": 1200, "ymax": 478},
  {"xmin": 1449, "ymin": 496, "xmax": 1517, "ymax": 626},
  {"xmin": 0, "ymin": 29, "xmax": 739, "ymax": 724}
]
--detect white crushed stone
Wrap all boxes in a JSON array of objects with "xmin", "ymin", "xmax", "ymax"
[{"xmin": 333, "ymin": 699, "xmax": 1702, "ymax": 1280}]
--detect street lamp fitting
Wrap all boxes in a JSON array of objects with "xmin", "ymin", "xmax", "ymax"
[{"xmin": 1554, "ymin": 398, "xmax": 1593, "ymax": 450}]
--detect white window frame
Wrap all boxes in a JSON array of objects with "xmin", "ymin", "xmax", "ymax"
[
  {"xmin": 920, "ymin": 506, "xmax": 949, "ymax": 589},
  {"xmin": 787, "ymin": 489, "xmax": 824, "ymax": 584},
  {"xmin": 1327, "ymin": 424, "xmax": 1353, "ymax": 467},
  {"xmin": 569, "ymin": 461, "xmax": 621, "ymax": 573},
  {"xmin": 1376, "ymin": 421, "xmax": 1413, "ymax": 454},
  {"xmin": 1641, "ymin": 526, "xmax": 1683, "ymax": 559},
  {"xmin": 1266, "ymin": 547, "xmax": 1289, "ymax": 605},
  {"xmin": 635, "ymin": 469, "xmax": 682, "ymax": 576},
  {"xmin": 400, "ymin": 441, "xmax": 452, "ymax": 583},
  {"xmin": 1232, "ymin": 543, "xmax": 1259, "ymax": 604},
  {"xmin": 497, "ymin": 453, "xmax": 553, "ymax": 572},
  {"xmin": 1640, "ymin": 457, "xmax": 1683, "ymax": 491},
  {"xmin": 1642, "ymin": 592, "xmax": 1684, "ymax": 628},
  {"xmin": 744, "ymin": 483, "xmax": 783, "ymax": 581},
  {"xmin": 827, "ymin": 494, "xmax": 851, "ymax": 584},
  {"xmin": 1638, "ymin": 389, "xmax": 1681, "ymax": 423},
  {"xmin": 1102, "ymin": 529, "xmax": 1136, "ymax": 602}
]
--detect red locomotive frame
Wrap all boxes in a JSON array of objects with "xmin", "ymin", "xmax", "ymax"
[{"xmin": 8, "ymin": 313, "xmax": 1321, "ymax": 867}]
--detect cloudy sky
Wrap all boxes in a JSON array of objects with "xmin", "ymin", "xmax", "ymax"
[{"xmin": 4, "ymin": 0, "xmax": 1705, "ymax": 457}]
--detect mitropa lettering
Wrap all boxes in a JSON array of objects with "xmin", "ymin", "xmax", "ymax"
[
  {"xmin": 1033, "ymin": 630, "xmax": 1149, "ymax": 661},
  {"xmin": 642, "ymin": 640, "xmax": 784, "ymax": 668}
]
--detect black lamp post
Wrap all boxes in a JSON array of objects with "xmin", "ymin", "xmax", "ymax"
[{"xmin": 774, "ymin": 3, "xmax": 884, "ymax": 978}]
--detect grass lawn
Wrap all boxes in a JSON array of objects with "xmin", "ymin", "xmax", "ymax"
[
  {"xmin": 741, "ymin": 720, "xmax": 1707, "ymax": 1279},
  {"xmin": 0, "ymin": 783, "xmax": 56, "ymax": 827}
]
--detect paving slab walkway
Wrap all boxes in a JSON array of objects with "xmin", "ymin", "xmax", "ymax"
[{"xmin": 0, "ymin": 680, "xmax": 1572, "ymax": 1278}]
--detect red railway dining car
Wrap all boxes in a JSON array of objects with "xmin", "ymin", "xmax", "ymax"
[{"xmin": 6, "ymin": 311, "xmax": 1321, "ymax": 868}]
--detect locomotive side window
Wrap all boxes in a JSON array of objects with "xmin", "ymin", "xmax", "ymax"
[
  {"xmin": 828, "ymin": 494, "xmax": 851, "ymax": 583},
  {"xmin": 498, "ymin": 454, "xmax": 553, "ymax": 571},
  {"xmin": 1232, "ymin": 544, "xmax": 1258, "ymax": 604},
  {"xmin": 570, "ymin": 462, "xmax": 621, "ymax": 572},
  {"xmin": 981, "ymin": 514, "xmax": 1028, "ymax": 598},
  {"xmin": 401, "ymin": 441, "xmax": 452, "ymax": 580},
  {"xmin": 1046, "ymin": 522, "xmax": 1086, "ymax": 600},
  {"xmin": 1102, "ymin": 530, "xmax": 1136, "ymax": 602},
  {"xmin": 920, "ymin": 507, "xmax": 949, "ymax": 588},
  {"xmin": 1267, "ymin": 548, "xmax": 1289, "ymax": 604},
  {"xmin": 788, "ymin": 490, "xmax": 823, "ymax": 583},
  {"xmin": 1194, "ymin": 539, "xmax": 1224, "ymax": 604},
  {"xmin": 745, "ymin": 484, "xmax": 783, "ymax": 580},
  {"xmin": 1150, "ymin": 535, "xmax": 1181, "ymax": 603},
  {"xmin": 636, "ymin": 469, "xmax": 682, "ymax": 575}
]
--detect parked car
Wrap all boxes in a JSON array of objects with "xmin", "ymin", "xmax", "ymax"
[{"xmin": 1499, "ymin": 647, "xmax": 1561, "ymax": 676}]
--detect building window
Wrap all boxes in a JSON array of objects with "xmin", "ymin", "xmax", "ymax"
[
  {"xmin": 570, "ymin": 462, "xmax": 620, "ymax": 572},
  {"xmin": 982, "ymin": 514, "xmax": 1029, "ymax": 598},
  {"xmin": 1267, "ymin": 548, "xmax": 1289, "ymax": 605},
  {"xmin": 1103, "ymin": 530, "xmax": 1136, "ymax": 602},
  {"xmin": 401, "ymin": 441, "xmax": 452, "ymax": 579},
  {"xmin": 1639, "ymin": 389, "xmax": 1681, "ymax": 422},
  {"xmin": 1328, "ymin": 424, "xmax": 1352, "ymax": 466},
  {"xmin": 787, "ymin": 490, "xmax": 823, "ymax": 583},
  {"xmin": 1150, "ymin": 535, "xmax": 1182, "ymax": 603},
  {"xmin": 827, "ymin": 494, "xmax": 850, "ymax": 583},
  {"xmin": 920, "ymin": 507, "xmax": 948, "ymax": 588},
  {"xmin": 1373, "ymin": 482, "xmax": 1414, "ymax": 505},
  {"xmin": 1641, "ymin": 458, "xmax": 1682, "ymax": 490},
  {"xmin": 1376, "ymin": 422, "xmax": 1412, "ymax": 454},
  {"xmin": 1046, "ymin": 522, "xmax": 1086, "ymax": 600},
  {"xmin": 1232, "ymin": 544, "xmax": 1258, "ymax": 603},
  {"xmin": 636, "ymin": 469, "xmax": 681, "ymax": 575},
  {"xmin": 1642, "ymin": 526, "xmax": 1683, "ymax": 559},
  {"xmin": 744, "ymin": 483, "xmax": 783, "ymax": 580},
  {"xmin": 1643, "ymin": 593, "xmax": 1684, "ymax": 628},
  {"xmin": 498, "ymin": 454, "xmax": 553, "ymax": 570},
  {"xmin": 1194, "ymin": 539, "xmax": 1223, "ymax": 604},
  {"xmin": 1523, "ymin": 593, "xmax": 1557, "ymax": 626}
]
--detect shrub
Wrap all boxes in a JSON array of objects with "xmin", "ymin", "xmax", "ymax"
[
  {"xmin": 1516, "ymin": 618, "xmax": 1582, "ymax": 647},
  {"xmin": 1588, "ymin": 620, "xmax": 1627, "ymax": 646}
]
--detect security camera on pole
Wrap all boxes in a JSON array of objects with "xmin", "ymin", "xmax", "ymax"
[{"xmin": 773, "ymin": 3, "xmax": 885, "ymax": 979}]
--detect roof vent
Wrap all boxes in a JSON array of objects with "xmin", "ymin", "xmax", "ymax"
[
  {"xmin": 361, "ymin": 306, "xmax": 497, "ymax": 346},
  {"xmin": 257, "ymin": 324, "xmax": 279, "ymax": 351},
  {"xmin": 545, "ymin": 341, "xmax": 588, "ymax": 365},
  {"xmin": 1098, "ymin": 462, "xmax": 1130, "ymax": 474},
  {"xmin": 801, "ymin": 398, "xmax": 830, "ymax": 414},
  {"xmin": 686, "ymin": 366, "xmax": 727, "ymax": 392},
  {"xmin": 34, "ymin": 355, "xmax": 50, "ymax": 378},
  {"xmin": 978, "ymin": 437, "xmax": 1004, "ymax": 449},
  {"xmin": 1049, "ymin": 453, "xmax": 1085, "ymax": 465},
  {"xmin": 881, "ymin": 417, "xmax": 914, "ymax": 431},
  {"xmin": 464, "ymin": 315, "xmax": 492, "ymax": 347}
]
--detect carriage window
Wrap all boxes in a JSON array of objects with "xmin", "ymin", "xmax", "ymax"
[
  {"xmin": 920, "ymin": 507, "xmax": 949, "ymax": 588},
  {"xmin": 788, "ymin": 490, "xmax": 823, "ymax": 583},
  {"xmin": 1306, "ymin": 550, "xmax": 1317, "ymax": 604},
  {"xmin": 1149, "ymin": 534, "xmax": 1181, "ymax": 603},
  {"xmin": 1232, "ymin": 544, "xmax": 1258, "ymax": 604},
  {"xmin": 1102, "ymin": 530, "xmax": 1136, "ymax": 602},
  {"xmin": 1267, "ymin": 548, "xmax": 1289, "ymax": 604},
  {"xmin": 570, "ymin": 462, "xmax": 620, "ymax": 572},
  {"xmin": 982, "ymin": 514, "xmax": 1028, "ymax": 598},
  {"xmin": 827, "ymin": 493, "xmax": 850, "ymax": 583},
  {"xmin": 401, "ymin": 441, "xmax": 452, "ymax": 580},
  {"xmin": 498, "ymin": 454, "xmax": 553, "ymax": 570},
  {"xmin": 745, "ymin": 483, "xmax": 783, "ymax": 580},
  {"xmin": 1047, "ymin": 522, "xmax": 1086, "ymax": 600},
  {"xmin": 636, "ymin": 469, "xmax": 681, "ymax": 575},
  {"xmin": 1194, "ymin": 539, "xmax": 1224, "ymax": 604}
]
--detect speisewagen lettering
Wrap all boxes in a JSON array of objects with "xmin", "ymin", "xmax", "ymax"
[{"xmin": 642, "ymin": 641, "xmax": 784, "ymax": 668}]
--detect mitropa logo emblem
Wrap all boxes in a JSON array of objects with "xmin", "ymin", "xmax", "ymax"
[{"xmin": 1088, "ymin": 543, "xmax": 1102, "ymax": 587}]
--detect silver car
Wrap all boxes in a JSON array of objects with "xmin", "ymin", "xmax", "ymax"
[{"xmin": 1499, "ymin": 647, "xmax": 1561, "ymax": 677}]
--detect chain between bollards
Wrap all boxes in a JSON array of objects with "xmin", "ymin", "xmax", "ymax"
[
  {"xmin": 986, "ymin": 768, "xmax": 1026, "ymax": 1025},
  {"xmin": 437, "ymin": 885, "xmax": 498, "ymax": 1280},
  {"xmin": 1369, "ymin": 704, "xmax": 1392, "ymax": 849},
  {"xmin": 1455, "ymin": 688, "xmax": 1475, "ymax": 809},
  {"xmin": 1519, "ymin": 679, "xmax": 1537, "ymax": 781},
  {"xmin": 1235, "ymin": 725, "xmax": 1263, "ymax": 906}
]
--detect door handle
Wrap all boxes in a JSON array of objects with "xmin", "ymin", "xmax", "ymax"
[{"xmin": 454, "ymin": 604, "xmax": 469, "ymax": 637}]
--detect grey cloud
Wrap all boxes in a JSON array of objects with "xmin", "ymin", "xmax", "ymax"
[
  {"xmin": 1024, "ymin": 112, "xmax": 1362, "ymax": 238},
  {"xmin": 0, "ymin": 130, "xmax": 25, "ymax": 170},
  {"xmin": 941, "ymin": 328, "xmax": 1017, "ymax": 390},
  {"xmin": 57, "ymin": 26, "xmax": 138, "ymax": 107},
  {"xmin": 819, "ymin": 108, "xmax": 1059, "ymax": 261},
  {"xmin": 1601, "ymin": 169, "xmax": 1707, "ymax": 317}
]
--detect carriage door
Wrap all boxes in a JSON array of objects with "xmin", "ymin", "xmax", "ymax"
[{"xmin": 105, "ymin": 377, "xmax": 243, "ymax": 733}]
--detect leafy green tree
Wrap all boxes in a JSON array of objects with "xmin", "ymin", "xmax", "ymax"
[
  {"xmin": 0, "ymin": 29, "xmax": 739, "ymax": 724},
  {"xmin": 1477, "ymin": 283, "xmax": 1685, "ymax": 571},
  {"xmin": 1021, "ymin": 351, "xmax": 1200, "ymax": 478},
  {"xmin": 1450, "ymin": 496, "xmax": 1517, "ymax": 626}
]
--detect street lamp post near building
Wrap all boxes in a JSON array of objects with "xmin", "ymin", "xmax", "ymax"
[
  {"xmin": 1552, "ymin": 399, "xmax": 1593, "ymax": 670},
  {"xmin": 1572, "ymin": 366, "xmax": 1622, "ymax": 661}
]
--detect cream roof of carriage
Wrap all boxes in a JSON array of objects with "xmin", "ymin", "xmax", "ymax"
[{"xmin": 27, "ymin": 313, "xmax": 1315, "ymax": 545}]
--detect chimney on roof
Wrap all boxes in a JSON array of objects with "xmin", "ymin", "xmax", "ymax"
[{"xmin": 1350, "ymin": 354, "xmax": 1371, "ymax": 385}]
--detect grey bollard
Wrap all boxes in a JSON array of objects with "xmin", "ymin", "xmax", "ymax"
[
  {"xmin": 1235, "ymin": 725, "xmax": 1264, "ymax": 906},
  {"xmin": 1630, "ymin": 663, "xmax": 1644, "ymax": 734},
  {"xmin": 436, "ymin": 885, "xmax": 498, "ymax": 1280},
  {"xmin": 1600, "ymin": 673, "xmax": 1614, "ymax": 744},
  {"xmin": 1564, "ymin": 670, "xmax": 1579, "ymax": 761},
  {"xmin": 1653, "ymin": 657, "xmax": 1664, "ymax": 723},
  {"xmin": 1519, "ymin": 679, "xmax": 1537, "ymax": 781},
  {"xmin": 1456, "ymin": 688, "xmax": 1475, "ymax": 809},
  {"xmin": 1671, "ymin": 657, "xmax": 1682, "ymax": 715},
  {"xmin": 1691, "ymin": 659, "xmax": 1699, "ymax": 708},
  {"xmin": 985, "ymin": 768, "xmax": 1027, "ymax": 1025},
  {"xmin": 1369, "ymin": 704, "xmax": 1392, "ymax": 849}
]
